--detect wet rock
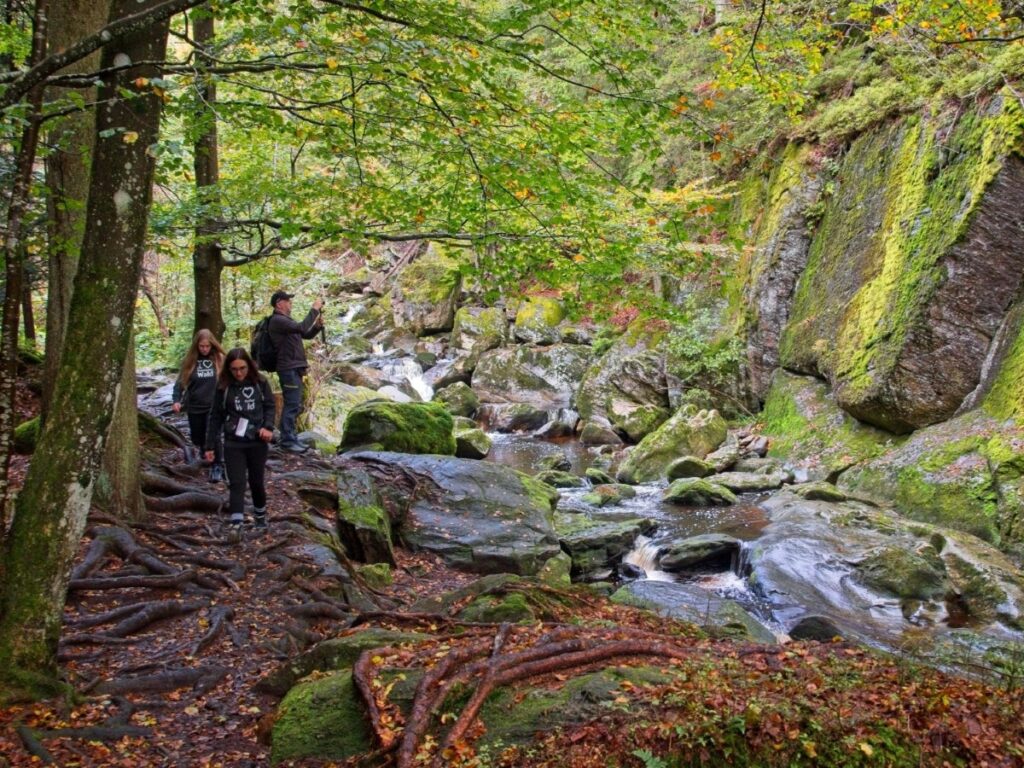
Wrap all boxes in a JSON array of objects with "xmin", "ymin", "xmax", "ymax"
[
  {"xmin": 706, "ymin": 470, "xmax": 792, "ymax": 493},
  {"xmin": 611, "ymin": 581, "xmax": 776, "ymax": 643},
  {"xmin": 532, "ymin": 408, "xmax": 579, "ymax": 439},
  {"xmin": 555, "ymin": 513, "xmax": 655, "ymax": 578},
  {"xmin": 662, "ymin": 478, "xmax": 737, "ymax": 507},
  {"xmin": 454, "ymin": 424, "xmax": 491, "ymax": 460},
  {"xmin": 659, "ymin": 534, "xmax": 741, "ymax": 572},
  {"xmin": 336, "ymin": 362, "xmax": 389, "ymax": 390},
  {"xmin": 347, "ymin": 452, "xmax": 560, "ymax": 576},
  {"xmin": 477, "ymin": 403, "xmax": 551, "ymax": 433},
  {"xmin": 537, "ymin": 453, "xmax": 572, "ymax": 472},
  {"xmin": 855, "ymin": 545, "xmax": 948, "ymax": 601},
  {"xmin": 792, "ymin": 482, "xmax": 849, "ymax": 502},
  {"xmin": 705, "ymin": 434, "xmax": 740, "ymax": 472},
  {"xmin": 578, "ymin": 419, "xmax": 624, "ymax": 446}
]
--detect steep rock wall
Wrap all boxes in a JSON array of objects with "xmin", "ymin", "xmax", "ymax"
[{"xmin": 744, "ymin": 94, "xmax": 1024, "ymax": 433}]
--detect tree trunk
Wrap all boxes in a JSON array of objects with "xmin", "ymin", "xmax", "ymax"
[
  {"xmin": 95, "ymin": 340, "xmax": 143, "ymax": 519},
  {"xmin": 41, "ymin": 0, "xmax": 108, "ymax": 417},
  {"xmin": 0, "ymin": 0, "xmax": 48, "ymax": 535},
  {"xmin": 21, "ymin": 279, "xmax": 36, "ymax": 347},
  {"xmin": 191, "ymin": 10, "xmax": 224, "ymax": 340},
  {"xmin": 0, "ymin": 0, "xmax": 169, "ymax": 698}
]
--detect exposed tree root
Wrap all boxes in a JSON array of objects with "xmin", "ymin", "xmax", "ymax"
[
  {"xmin": 191, "ymin": 605, "xmax": 240, "ymax": 655},
  {"xmin": 284, "ymin": 602, "xmax": 351, "ymax": 621},
  {"xmin": 144, "ymin": 491, "xmax": 223, "ymax": 512},
  {"xmin": 68, "ymin": 570, "xmax": 196, "ymax": 591},
  {"xmin": 15, "ymin": 724, "xmax": 54, "ymax": 764},
  {"xmin": 95, "ymin": 664, "xmax": 228, "ymax": 695}
]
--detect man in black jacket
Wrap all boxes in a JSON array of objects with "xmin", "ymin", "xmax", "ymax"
[{"xmin": 268, "ymin": 289, "xmax": 323, "ymax": 452}]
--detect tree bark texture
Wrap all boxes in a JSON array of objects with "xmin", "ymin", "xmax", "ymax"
[
  {"xmin": 191, "ymin": 10, "xmax": 225, "ymax": 340},
  {"xmin": 42, "ymin": 0, "xmax": 108, "ymax": 415},
  {"xmin": 0, "ymin": 0, "xmax": 49, "ymax": 538},
  {"xmin": 0, "ymin": 0, "xmax": 170, "ymax": 695}
]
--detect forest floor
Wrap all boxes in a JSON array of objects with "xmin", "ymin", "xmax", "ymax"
[{"xmin": 2, "ymin": 370, "xmax": 1024, "ymax": 767}]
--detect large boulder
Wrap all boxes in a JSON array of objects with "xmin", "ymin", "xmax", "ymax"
[
  {"xmin": 339, "ymin": 401, "xmax": 455, "ymax": 455},
  {"xmin": 662, "ymin": 478, "xmax": 738, "ymax": 507},
  {"xmin": 308, "ymin": 381, "xmax": 387, "ymax": 443},
  {"xmin": 335, "ymin": 465, "xmax": 395, "ymax": 565},
  {"xmin": 433, "ymin": 381, "xmax": 480, "ymax": 417},
  {"xmin": 345, "ymin": 452, "xmax": 561, "ymax": 575},
  {"xmin": 554, "ymin": 512, "xmax": 655, "ymax": 579},
  {"xmin": 390, "ymin": 244, "xmax": 463, "ymax": 335},
  {"xmin": 513, "ymin": 296, "xmax": 564, "ymax": 345},
  {"xmin": 576, "ymin": 320, "xmax": 672, "ymax": 442},
  {"xmin": 616, "ymin": 406, "xmax": 728, "ymax": 484},
  {"xmin": 472, "ymin": 344, "xmax": 593, "ymax": 408}
]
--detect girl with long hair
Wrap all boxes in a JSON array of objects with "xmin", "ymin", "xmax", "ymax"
[
  {"xmin": 172, "ymin": 328, "xmax": 227, "ymax": 480},
  {"xmin": 205, "ymin": 348, "xmax": 276, "ymax": 535}
]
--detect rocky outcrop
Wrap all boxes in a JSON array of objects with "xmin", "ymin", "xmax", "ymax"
[
  {"xmin": 513, "ymin": 296, "xmax": 564, "ymax": 345},
  {"xmin": 450, "ymin": 305, "xmax": 508, "ymax": 354},
  {"xmin": 472, "ymin": 344, "xmax": 593, "ymax": 408},
  {"xmin": 576, "ymin": 321, "xmax": 671, "ymax": 443}
]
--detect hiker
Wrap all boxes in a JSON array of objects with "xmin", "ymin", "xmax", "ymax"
[
  {"xmin": 267, "ymin": 289, "xmax": 323, "ymax": 453},
  {"xmin": 205, "ymin": 347, "xmax": 276, "ymax": 532},
  {"xmin": 172, "ymin": 328, "xmax": 226, "ymax": 482}
]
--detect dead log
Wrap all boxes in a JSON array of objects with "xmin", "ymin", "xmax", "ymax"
[
  {"xmin": 68, "ymin": 570, "xmax": 196, "ymax": 591},
  {"xmin": 95, "ymin": 664, "xmax": 227, "ymax": 695}
]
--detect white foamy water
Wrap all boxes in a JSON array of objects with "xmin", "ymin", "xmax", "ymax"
[
  {"xmin": 379, "ymin": 357, "xmax": 433, "ymax": 401},
  {"xmin": 622, "ymin": 535, "xmax": 674, "ymax": 582}
]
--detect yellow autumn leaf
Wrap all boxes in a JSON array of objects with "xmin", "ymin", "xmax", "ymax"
[
  {"xmin": 859, "ymin": 742, "xmax": 873, "ymax": 757},
  {"xmin": 122, "ymin": 131, "xmax": 139, "ymax": 144},
  {"xmin": 326, "ymin": 57, "xmax": 338, "ymax": 69}
]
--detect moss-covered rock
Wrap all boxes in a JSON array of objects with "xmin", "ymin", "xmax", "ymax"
[
  {"xmin": 357, "ymin": 562, "xmax": 392, "ymax": 588},
  {"xmin": 336, "ymin": 465, "xmax": 395, "ymax": 565},
  {"xmin": 257, "ymin": 627, "xmax": 433, "ymax": 697},
  {"xmin": 390, "ymin": 243, "xmax": 463, "ymax": 335},
  {"xmin": 792, "ymin": 481, "xmax": 850, "ymax": 502},
  {"xmin": 616, "ymin": 406, "xmax": 728, "ymax": 484},
  {"xmin": 308, "ymin": 381, "xmax": 385, "ymax": 443},
  {"xmin": 666, "ymin": 455, "xmax": 715, "ymax": 480},
  {"xmin": 451, "ymin": 305, "xmax": 507, "ymax": 353},
  {"xmin": 458, "ymin": 591, "xmax": 535, "ymax": 623},
  {"xmin": 535, "ymin": 470, "xmax": 585, "ymax": 488},
  {"xmin": 454, "ymin": 423, "xmax": 491, "ymax": 459},
  {"xmin": 513, "ymin": 296, "xmax": 564, "ymax": 345},
  {"xmin": 760, "ymin": 370, "xmax": 893, "ymax": 481},
  {"xmin": 585, "ymin": 467, "xmax": 615, "ymax": 485},
  {"xmin": 577, "ymin": 319, "xmax": 671, "ymax": 442},
  {"xmin": 580, "ymin": 483, "xmax": 636, "ymax": 508},
  {"xmin": 13, "ymin": 416, "xmax": 39, "ymax": 454},
  {"xmin": 537, "ymin": 551, "xmax": 573, "ymax": 587},
  {"xmin": 433, "ymin": 381, "xmax": 480, "ymax": 417},
  {"xmin": 838, "ymin": 410, "xmax": 1024, "ymax": 543},
  {"xmin": 659, "ymin": 534, "xmax": 741, "ymax": 572},
  {"xmin": 663, "ymin": 478, "xmax": 738, "ymax": 507},
  {"xmin": 472, "ymin": 344, "xmax": 593, "ymax": 408},
  {"xmin": 555, "ymin": 513, "xmax": 655, "ymax": 578},
  {"xmin": 339, "ymin": 400, "xmax": 455, "ymax": 455}
]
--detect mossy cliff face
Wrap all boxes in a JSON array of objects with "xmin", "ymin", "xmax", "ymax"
[
  {"xmin": 736, "ymin": 144, "xmax": 822, "ymax": 399},
  {"xmin": 749, "ymin": 95, "xmax": 1024, "ymax": 433}
]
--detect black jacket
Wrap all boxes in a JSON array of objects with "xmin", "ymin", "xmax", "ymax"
[
  {"xmin": 206, "ymin": 375, "xmax": 276, "ymax": 448},
  {"xmin": 268, "ymin": 308, "xmax": 321, "ymax": 372},
  {"xmin": 172, "ymin": 354, "xmax": 219, "ymax": 414}
]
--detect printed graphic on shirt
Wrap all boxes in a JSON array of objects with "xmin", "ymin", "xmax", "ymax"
[
  {"xmin": 196, "ymin": 358, "xmax": 215, "ymax": 378},
  {"xmin": 234, "ymin": 385, "xmax": 258, "ymax": 412}
]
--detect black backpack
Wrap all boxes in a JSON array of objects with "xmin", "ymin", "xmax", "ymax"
[{"xmin": 251, "ymin": 315, "xmax": 278, "ymax": 372}]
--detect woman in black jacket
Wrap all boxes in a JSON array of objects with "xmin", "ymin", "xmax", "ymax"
[
  {"xmin": 172, "ymin": 329, "xmax": 226, "ymax": 480},
  {"xmin": 205, "ymin": 348, "xmax": 276, "ymax": 533}
]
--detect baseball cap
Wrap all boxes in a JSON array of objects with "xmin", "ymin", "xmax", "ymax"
[{"xmin": 270, "ymin": 290, "xmax": 294, "ymax": 306}]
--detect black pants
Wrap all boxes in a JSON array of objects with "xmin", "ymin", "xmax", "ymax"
[
  {"xmin": 224, "ymin": 440, "xmax": 268, "ymax": 518},
  {"xmin": 188, "ymin": 410, "xmax": 223, "ymax": 463}
]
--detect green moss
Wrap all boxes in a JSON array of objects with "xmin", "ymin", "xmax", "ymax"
[
  {"xmin": 13, "ymin": 416, "xmax": 40, "ymax": 453},
  {"xmin": 357, "ymin": 562, "xmax": 393, "ymax": 588},
  {"xmin": 458, "ymin": 591, "xmax": 535, "ymax": 623},
  {"xmin": 515, "ymin": 296, "xmax": 564, "ymax": 328},
  {"xmin": 270, "ymin": 672, "xmax": 373, "ymax": 764},
  {"xmin": 339, "ymin": 401, "xmax": 456, "ymax": 455}
]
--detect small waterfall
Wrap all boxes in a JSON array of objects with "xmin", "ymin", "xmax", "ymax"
[
  {"xmin": 341, "ymin": 305, "xmax": 360, "ymax": 324},
  {"xmin": 622, "ymin": 536, "xmax": 674, "ymax": 582},
  {"xmin": 379, "ymin": 357, "xmax": 434, "ymax": 401}
]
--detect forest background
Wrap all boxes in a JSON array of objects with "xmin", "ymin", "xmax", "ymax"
[{"xmin": 1, "ymin": 0, "xmax": 1023, "ymax": 699}]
